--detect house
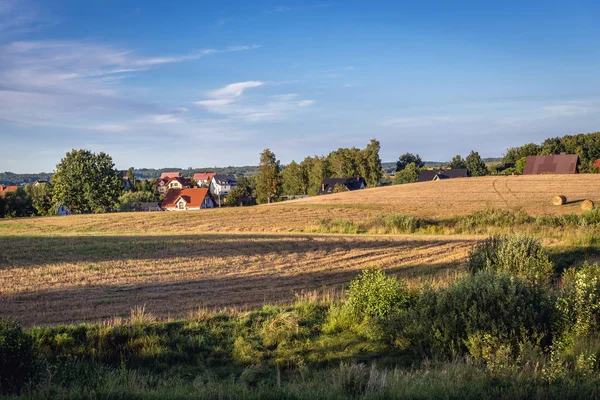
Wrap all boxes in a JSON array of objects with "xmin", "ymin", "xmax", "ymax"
[
  {"xmin": 0, "ymin": 185, "xmax": 18, "ymax": 196},
  {"xmin": 318, "ymin": 177, "xmax": 366, "ymax": 195},
  {"xmin": 523, "ymin": 155, "xmax": 579, "ymax": 175},
  {"xmin": 33, "ymin": 180, "xmax": 49, "ymax": 187},
  {"xmin": 417, "ymin": 168, "xmax": 468, "ymax": 182},
  {"xmin": 161, "ymin": 188, "xmax": 214, "ymax": 211},
  {"xmin": 210, "ymin": 174, "xmax": 238, "ymax": 197},
  {"xmin": 160, "ymin": 171, "xmax": 181, "ymax": 179},
  {"xmin": 193, "ymin": 172, "xmax": 216, "ymax": 187},
  {"xmin": 156, "ymin": 177, "xmax": 191, "ymax": 194}
]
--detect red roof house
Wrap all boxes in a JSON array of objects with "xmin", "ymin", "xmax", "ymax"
[
  {"xmin": 193, "ymin": 172, "xmax": 216, "ymax": 186},
  {"xmin": 161, "ymin": 188, "xmax": 214, "ymax": 211},
  {"xmin": 160, "ymin": 171, "xmax": 181, "ymax": 179},
  {"xmin": 0, "ymin": 185, "xmax": 18, "ymax": 196}
]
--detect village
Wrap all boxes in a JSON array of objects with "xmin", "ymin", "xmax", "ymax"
[{"xmin": 0, "ymin": 152, "xmax": 587, "ymax": 216}]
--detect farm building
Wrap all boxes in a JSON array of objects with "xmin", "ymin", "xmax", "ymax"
[
  {"xmin": 161, "ymin": 188, "xmax": 214, "ymax": 211},
  {"xmin": 417, "ymin": 169, "xmax": 468, "ymax": 182},
  {"xmin": 318, "ymin": 177, "xmax": 366, "ymax": 195},
  {"xmin": 523, "ymin": 154, "xmax": 579, "ymax": 175}
]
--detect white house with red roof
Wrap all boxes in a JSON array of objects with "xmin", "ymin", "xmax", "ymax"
[
  {"xmin": 161, "ymin": 188, "xmax": 214, "ymax": 211},
  {"xmin": 193, "ymin": 172, "xmax": 216, "ymax": 187}
]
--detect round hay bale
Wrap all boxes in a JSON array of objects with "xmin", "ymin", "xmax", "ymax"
[
  {"xmin": 552, "ymin": 195, "xmax": 567, "ymax": 206},
  {"xmin": 581, "ymin": 199, "xmax": 595, "ymax": 211}
]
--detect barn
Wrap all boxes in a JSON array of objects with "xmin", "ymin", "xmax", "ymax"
[{"xmin": 523, "ymin": 154, "xmax": 579, "ymax": 175}]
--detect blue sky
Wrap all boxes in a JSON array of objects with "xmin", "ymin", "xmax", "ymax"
[{"xmin": 1, "ymin": 0, "xmax": 600, "ymax": 172}]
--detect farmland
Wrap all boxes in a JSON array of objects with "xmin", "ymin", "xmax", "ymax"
[
  {"xmin": 2, "ymin": 175, "xmax": 600, "ymax": 326},
  {"xmin": 3, "ymin": 175, "xmax": 600, "ymax": 398}
]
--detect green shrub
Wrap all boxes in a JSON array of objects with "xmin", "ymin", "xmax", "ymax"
[
  {"xmin": 343, "ymin": 269, "xmax": 410, "ymax": 321},
  {"xmin": 557, "ymin": 263, "xmax": 600, "ymax": 338},
  {"xmin": 410, "ymin": 271, "xmax": 554, "ymax": 359},
  {"xmin": 367, "ymin": 214, "xmax": 421, "ymax": 234},
  {"xmin": 468, "ymin": 235, "xmax": 554, "ymax": 285},
  {"xmin": 458, "ymin": 209, "xmax": 532, "ymax": 230},
  {"xmin": 317, "ymin": 218, "xmax": 361, "ymax": 234},
  {"xmin": 0, "ymin": 318, "xmax": 35, "ymax": 394}
]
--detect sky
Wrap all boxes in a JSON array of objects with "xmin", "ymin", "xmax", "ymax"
[{"xmin": 1, "ymin": 0, "xmax": 600, "ymax": 172}]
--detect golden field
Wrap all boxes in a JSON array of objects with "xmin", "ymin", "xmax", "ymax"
[{"xmin": 1, "ymin": 174, "xmax": 599, "ymax": 326}]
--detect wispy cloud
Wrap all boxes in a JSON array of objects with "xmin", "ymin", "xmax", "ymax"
[
  {"xmin": 194, "ymin": 82, "xmax": 315, "ymax": 122},
  {"xmin": 0, "ymin": 39, "xmax": 259, "ymax": 129}
]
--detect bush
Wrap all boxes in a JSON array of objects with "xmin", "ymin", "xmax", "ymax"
[
  {"xmin": 410, "ymin": 271, "xmax": 554, "ymax": 359},
  {"xmin": 558, "ymin": 263, "xmax": 600, "ymax": 337},
  {"xmin": 343, "ymin": 269, "xmax": 410, "ymax": 321},
  {"xmin": 458, "ymin": 209, "xmax": 532, "ymax": 230},
  {"xmin": 468, "ymin": 235, "xmax": 554, "ymax": 285},
  {"xmin": 367, "ymin": 214, "xmax": 421, "ymax": 234},
  {"xmin": 0, "ymin": 318, "xmax": 35, "ymax": 394}
]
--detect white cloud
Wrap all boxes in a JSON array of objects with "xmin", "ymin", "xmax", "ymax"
[
  {"xmin": 209, "ymin": 81, "xmax": 264, "ymax": 98},
  {"xmin": 194, "ymin": 83, "xmax": 315, "ymax": 122}
]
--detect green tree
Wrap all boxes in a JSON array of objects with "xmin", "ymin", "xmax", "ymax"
[
  {"xmin": 396, "ymin": 153, "xmax": 424, "ymax": 171},
  {"xmin": 447, "ymin": 154, "xmax": 467, "ymax": 169},
  {"xmin": 328, "ymin": 147, "xmax": 361, "ymax": 178},
  {"xmin": 226, "ymin": 185, "xmax": 252, "ymax": 206},
  {"xmin": 465, "ymin": 151, "xmax": 489, "ymax": 177},
  {"xmin": 24, "ymin": 183, "xmax": 54, "ymax": 216},
  {"xmin": 281, "ymin": 161, "xmax": 305, "ymax": 195},
  {"xmin": 118, "ymin": 191, "xmax": 156, "ymax": 211},
  {"xmin": 126, "ymin": 167, "xmax": 136, "ymax": 191},
  {"xmin": 1, "ymin": 188, "xmax": 34, "ymax": 218},
  {"xmin": 540, "ymin": 137, "xmax": 565, "ymax": 155},
  {"xmin": 255, "ymin": 148, "xmax": 281, "ymax": 204},
  {"xmin": 393, "ymin": 162, "xmax": 419, "ymax": 184},
  {"xmin": 307, "ymin": 156, "xmax": 330, "ymax": 196},
  {"xmin": 52, "ymin": 149, "xmax": 123, "ymax": 213},
  {"xmin": 361, "ymin": 139, "xmax": 383, "ymax": 186},
  {"xmin": 515, "ymin": 157, "xmax": 527, "ymax": 174}
]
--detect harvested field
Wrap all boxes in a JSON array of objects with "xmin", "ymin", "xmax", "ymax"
[
  {"xmin": 0, "ymin": 234, "xmax": 473, "ymax": 326},
  {"xmin": 1, "ymin": 175, "xmax": 599, "ymax": 237},
  {"xmin": 289, "ymin": 174, "xmax": 600, "ymax": 217}
]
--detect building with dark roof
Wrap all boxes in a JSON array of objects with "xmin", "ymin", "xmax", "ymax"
[
  {"xmin": 523, "ymin": 155, "xmax": 579, "ymax": 175},
  {"xmin": 318, "ymin": 177, "xmax": 366, "ymax": 195},
  {"xmin": 417, "ymin": 168, "xmax": 468, "ymax": 182}
]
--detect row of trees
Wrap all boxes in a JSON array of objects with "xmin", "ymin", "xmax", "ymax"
[
  {"xmin": 275, "ymin": 140, "xmax": 383, "ymax": 197},
  {"xmin": 392, "ymin": 150, "xmax": 490, "ymax": 185},
  {"xmin": 500, "ymin": 131, "xmax": 600, "ymax": 173}
]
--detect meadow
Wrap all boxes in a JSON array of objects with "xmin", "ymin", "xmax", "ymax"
[{"xmin": 3, "ymin": 174, "xmax": 600, "ymax": 398}]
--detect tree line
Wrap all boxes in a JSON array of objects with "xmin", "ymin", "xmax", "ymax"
[
  {"xmin": 248, "ymin": 139, "xmax": 383, "ymax": 203},
  {"xmin": 497, "ymin": 131, "xmax": 600, "ymax": 173}
]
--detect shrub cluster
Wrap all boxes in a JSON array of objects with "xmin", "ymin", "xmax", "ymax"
[
  {"xmin": 0, "ymin": 319, "xmax": 35, "ymax": 394},
  {"xmin": 467, "ymin": 235, "xmax": 554, "ymax": 284}
]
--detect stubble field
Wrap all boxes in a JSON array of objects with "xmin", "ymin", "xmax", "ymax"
[{"xmin": 1, "ymin": 174, "xmax": 599, "ymax": 326}]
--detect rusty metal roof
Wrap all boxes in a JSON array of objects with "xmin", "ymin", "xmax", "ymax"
[{"xmin": 523, "ymin": 154, "xmax": 579, "ymax": 175}]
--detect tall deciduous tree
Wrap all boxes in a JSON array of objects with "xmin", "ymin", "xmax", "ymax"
[
  {"xmin": 361, "ymin": 139, "xmax": 383, "ymax": 187},
  {"xmin": 465, "ymin": 150, "xmax": 489, "ymax": 177},
  {"xmin": 396, "ymin": 153, "xmax": 424, "ymax": 171},
  {"xmin": 393, "ymin": 162, "xmax": 419, "ymax": 184},
  {"xmin": 307, "ymin": 156, "xmax": 330, "ymax": 196},
  {"xmin": 255, "ymin": 148, "xmax": 281, "ymax": 204},
  {"xmin": 281, "ymin": 161, "xmax": 305, "ymax": 196},
  {"xmin": 52, "ymin": 149, "xmax": 123, "ymax": 213},
  {"xmin": 447, "ymin": 154, "xmax": 467, "ymax": 169}
]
